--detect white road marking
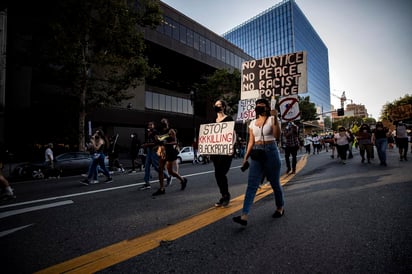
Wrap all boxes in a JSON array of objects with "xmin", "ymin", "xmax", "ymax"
[
  {"xmin": 0, "ymin": 224, "xmax": 34, "ymax": 238},
  {"xmin": 0, "ymin": 200, "xmax": 74, "ymax": 219}
]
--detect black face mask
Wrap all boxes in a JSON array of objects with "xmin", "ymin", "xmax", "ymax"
[
  {"xmin": 255, "ymin": 106, "xmax": 266, "ymax": 116},
  {"xmin": 214, "ymin": 106, "xmax": 222, "ymax": 113}
]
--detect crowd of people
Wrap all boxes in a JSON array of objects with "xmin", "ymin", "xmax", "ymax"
[{"xmin": 2, "ymin": 97, "xmax": 411, "ymax": 232}]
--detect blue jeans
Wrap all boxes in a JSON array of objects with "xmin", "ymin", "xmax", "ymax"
[
  {"xmin": 375, "ymin": 138, "xmax": 388, "ymax": 163},
  {"xmin": 88, "ymin": 152, "xmax": 110, "ymax": 180},
  {"xmin": 242, "ymin": 143, "xmax": 284, "ymax": 215},
  {"xmin": 144, "ymin": 147, "xmax": 169, "ymax": 183}
]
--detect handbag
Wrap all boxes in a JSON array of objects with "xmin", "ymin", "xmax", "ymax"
[
  {"xmin": 250, "ymin": 149, "xmax": 266, "ymax": 161},
  {"xmin": 250, "ymin": 116, "xmax": 268, "ymax": 162}
]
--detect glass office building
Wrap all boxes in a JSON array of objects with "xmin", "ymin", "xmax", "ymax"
[{"xmin": 223, "ymin": 0, "xmax": 331, "ymax": 114}]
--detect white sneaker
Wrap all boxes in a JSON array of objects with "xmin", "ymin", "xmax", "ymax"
[{"xmin": 91, "ymin": 180, "xmax": 99, "ymax": 184}]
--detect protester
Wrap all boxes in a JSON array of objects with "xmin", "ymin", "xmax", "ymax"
[
  {"xmin": 81, "ymin": 129, "xmax": 113, "ymax": 185},
  {"xmin": 372, "ymin": 121, "xmax": 389, "ymax": 166},
  {"xmin": 334, "ymin": 126, "xmax": 350, "ymax": 164},
  {"xmin": 396, "ymin": 121, "xmax": 409, "ymax": 161},
  {"xmin": 357, "ymin": 123, "xmax": 373, "ymax": 164},
  {"xmin": 44, "ymin": 143, "xmax": 54, "ymax": 168},
  {"xmin": 210, "ymin": 99, "xmax": 234, "ymax": 207},
  {"xmin": 234, "ymin": 98, "xmax": 284, "ymax": 226},
  {"xmin": 140, "ymin": 121, "xmax": 171, "ymax": 190},
  {"xmin": 152, "ymin": 118, "xmax": 186, "ymax": 196},
  {"xmin": 283, "ymin": 122, "xmax": 299, "ymax": 174}
]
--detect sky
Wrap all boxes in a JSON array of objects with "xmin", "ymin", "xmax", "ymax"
[{"xmin": 161, "ymin": 0, "xmax": 412, "ymax": 119}]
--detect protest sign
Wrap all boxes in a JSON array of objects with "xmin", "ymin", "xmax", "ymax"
[
  {"xmin": 279, "ymin": 95, "xmax": 301, "ymax": 122},
  {"xmin": 236, "ymin": 99, "xmax": 256, "ymax": 122},
  {"xmin": 198, "ymin": 121, "xmax": 235, "ymax": 155},
  {"xmin": 241, "ymin": 51, "xmax": 307, "ymax": 99}
]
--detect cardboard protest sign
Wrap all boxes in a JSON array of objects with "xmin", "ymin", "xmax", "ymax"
[
  {"xmin": 241, "ymin": 51, "xmax": 307, "ymax": 99},
  {"xmin": 198, "ymin": 121, "xmax": 235, "ymax": 155},
  {"xmin": 389, "ymin": 104, "xmax": 412, "ymax": 121},
  {"xmin": 279, "ymin": 95, "xmax": 301, "ymax": 122},
  {"xmin": 236, "ymin": 99, "xmax": 257, "ymax": 122}
]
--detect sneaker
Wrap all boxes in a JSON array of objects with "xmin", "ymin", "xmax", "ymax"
[
  {"xmin": 91, "ymin": 180, "xmax": 99, "ymax": 184},
  {"xmin": 104, "ymin": 177, "xmax": 113, "ymax": 183},
  {"xmin": 80, "ymin": 179, "xmax": 90, "ymax": 186},
  {"xmin": 221, "ymin": 196, "xmax": 230, "ymax": 207},
  {"xmin": 165, "ymin": 176, "xmax": 173, "ymax": 187},
  {"xmin": 139, "ymin": 183, "xmax": 151, "ymax": 190},
  {"xmin": 181, "ymin": 178, "xmax": 188, "ymax": 190},
  {"xmin": 215, "ymin": 197, "xmax": 224, "ymax": 207},
  {"xmin": 152, "ymin": 188, "xmax": 165, "ymax": 196}
]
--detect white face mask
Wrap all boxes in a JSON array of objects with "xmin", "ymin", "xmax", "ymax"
[{"xmin": 131, "ymin": 134, "xmax": 134, "ymax": 138}]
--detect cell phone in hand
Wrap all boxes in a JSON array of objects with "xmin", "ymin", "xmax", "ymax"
[{"xmin": 241, "ymin": 161, "xmax": 249, "ymax": 172}]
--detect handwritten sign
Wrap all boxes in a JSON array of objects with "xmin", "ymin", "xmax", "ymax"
[
  {"xmin": 389, "ymin": 104, "xmax": 412, "ymax": 122},
  {"xmin": 198, "ymin": 121, "xmax": 235, "ymax": 155},
  {"xmin": 279, "ymin": 95, "xmax": 301, "ymax": 121},
  {"xmin": 236, "ymin": 99, "xmax": 256, "ymax": 122},
  {"xmin": 241, "ymin": 51, "xmax": 307, "ymax": 98}
]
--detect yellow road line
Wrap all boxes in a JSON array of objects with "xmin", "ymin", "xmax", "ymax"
[{"xmin": 35, "ymin": 154, "xmax": 307, "ymax": 274}]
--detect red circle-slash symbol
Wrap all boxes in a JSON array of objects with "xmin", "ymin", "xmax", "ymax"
[{"xmin": 279, "ymin": 97, "xmax": 300, "ymax": 121}]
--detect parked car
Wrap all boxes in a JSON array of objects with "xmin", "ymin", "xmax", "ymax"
[
  {"xmin": 9, "ymin": 152, "xmax": 109, "ymax": 180},
  {"xmin": 176, "ymin": 146, "xmax": 204, "ymax": 164}
]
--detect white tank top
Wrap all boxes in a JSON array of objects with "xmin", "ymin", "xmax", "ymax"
[{"xmin": 249, "ymin": 117, "xmax": 277, "ymax": 142}]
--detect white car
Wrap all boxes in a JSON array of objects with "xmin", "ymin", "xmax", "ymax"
[{"xmin": 177, "ymin": 146, "xmax": 204, "ymax": 164}]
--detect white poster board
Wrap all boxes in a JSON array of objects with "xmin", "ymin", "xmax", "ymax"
[{"xmin": 198, "ymin": 121, "xmax": 235, "ymax": 155}]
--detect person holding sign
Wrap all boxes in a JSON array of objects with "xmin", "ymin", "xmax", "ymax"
[
  {"xmin": 233, "ymin": 98, "xmax": 284, "ymax": 226},
  {"xmin": 152, "ymin": 118, "xmax": 187, "ymax": 196},
  {"xmin": 210, "ymin": 99, "xmax": 235, "ymax": 207}
]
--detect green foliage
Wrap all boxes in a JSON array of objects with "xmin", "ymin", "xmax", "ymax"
[
  {"xmin": 380, "ymin": 94, "xmax": 412, "ymax": 121},
  {"xmin": 40, "ymin": 0, "xmax": 162, "ymax": 149},
  {"xmin": 298, "ymin": 96, "xmax": 318, "ymax": 122},
  {"xmin": 194, "ymin": 69, "xmax": 241, "ymax": 116}
]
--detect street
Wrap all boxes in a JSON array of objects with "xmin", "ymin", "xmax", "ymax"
[{"xmin": 1, "ymin": 148, "xmax": 411, "ymax": 273}]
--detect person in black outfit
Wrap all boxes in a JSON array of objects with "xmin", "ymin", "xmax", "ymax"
[
  {"xmin": 152, "ymin": 118, "xmax": 187, "ymax": 196},
  {"xmin": 210, "ymin": 99, "xmax": 234, "ymax": 207}
]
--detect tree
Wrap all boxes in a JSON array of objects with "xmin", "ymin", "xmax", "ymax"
[
  {"xmin": 41, "ymin": 0, "xmax": 162, "ymax": 150},
  {"xmin": 194, "ymin": 68, "xmax": 241, "ymax": 119},
  {"xmin": 298, "ymin": 96, "xmax": 318, "ymax": 122}
]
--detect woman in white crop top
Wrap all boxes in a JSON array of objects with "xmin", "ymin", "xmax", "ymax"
[{"xmin": 233, "ymin": 98, "xmax": 285, "ymax": 226}]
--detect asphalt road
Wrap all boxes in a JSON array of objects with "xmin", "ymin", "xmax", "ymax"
[{"xmin": 1, "ymin": 147, "xmax": 411, "ymax": 273}]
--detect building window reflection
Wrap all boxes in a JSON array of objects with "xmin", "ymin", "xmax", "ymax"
[{"xmin": 145, "ymin": 91, "xmax": 193, "ymax": 115}]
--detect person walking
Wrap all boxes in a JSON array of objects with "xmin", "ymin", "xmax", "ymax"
[
  {"xmin": 396, "ymin": 121, "xmax": 409, "ymax": 161},
  {"xmin": 334, "ymin": 126, "xmax": 350, "ymax": 164},
  {"xmin": 233, "ymin": 98, "xmax": 284, "ymax": 226},
  {"xmin": 372, "ymin": 121, "xmax": 389, "ymax": 166},
  {"xmin": 357, "ymin": 123, "xmax": 373, "ymax": 164},
  {"xmin": 44, "ymin": 143, "xmax": 54, "ymax": 169},
  {"xmin": 81, "ymin": 129, "xmax": 113, "ymax": 185},
  {"xmin": 152, "ymin": 118, "xmax": 187, "ymax": 196},
  {"xmin": 139, "ymin": 121, "xmax": 171, "ymax": 190},
  {"xmin": 303, "ymin": 134, "xmax": 312, "ymax": 154},
  {"xmin": 210, "ymin": 99, "xmax": 234, "ymax": 207},
  {"xmin": 283, "ymin": 122, "xmax": 300, "ymax": 174}
]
